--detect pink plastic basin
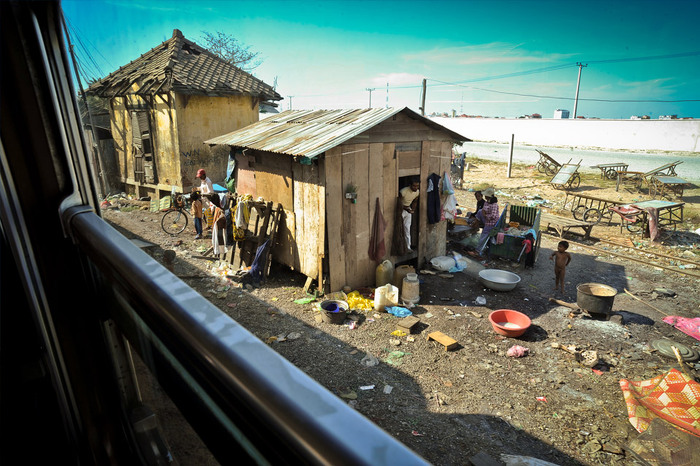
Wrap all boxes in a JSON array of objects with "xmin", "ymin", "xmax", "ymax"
[{"xmin": 488, "ymin": 309, "xmax": 531, "ymax": 337}]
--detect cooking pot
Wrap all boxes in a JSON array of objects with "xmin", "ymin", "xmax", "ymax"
[{"xmin": 576, "ymin": 283, "xmax": 617, "ymax": 315}]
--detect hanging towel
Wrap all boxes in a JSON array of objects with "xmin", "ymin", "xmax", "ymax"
[
  {"xmin": 369, "ymin": 197, "xmax": 386, "ymax": 261},
  {"xmin": 496, "ymin": 232, "xmax": 505, "ymax": 244},
  {"xmin": 644, "ymin": 207, "xmax": 660, "ymax": 241}
]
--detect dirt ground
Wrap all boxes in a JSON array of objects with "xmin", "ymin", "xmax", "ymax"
[{"xmin": 102, "ymin": 158, "xmax": 700, "ymax": 466}]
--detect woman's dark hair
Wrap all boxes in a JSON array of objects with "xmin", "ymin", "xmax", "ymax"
[
  {"xmin": 208, "ymin": 194, "xmax": 221, "ymax": 208},
  {"xmin": 488, "ymin": 196, "xmax": 498, "ymax": 204}
]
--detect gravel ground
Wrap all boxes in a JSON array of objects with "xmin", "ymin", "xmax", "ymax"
[{"xmin": 102, "ymin": 158, "xmax": 700, "ymax": 465}]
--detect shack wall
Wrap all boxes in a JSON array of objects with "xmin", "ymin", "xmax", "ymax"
[{"xmin": 175, "ymin": 93, "xmax": 258, "ymax": 191}]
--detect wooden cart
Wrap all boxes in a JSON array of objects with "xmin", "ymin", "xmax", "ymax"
[
  {"xmin": 590, "ymin": 163, "xmax": 629, "ymax": 180},
  {"xmin": 609, "ymin": 200, "xmax": 685, "ymax": 234},
  {"xmin": 540, "ymin": 212, "xmax": 595, "ymax": 239},
  {"xmin": 616, "ymin": 161, "xmax": 683, "ymax": 192},
  {"xmin": 550, "ymin": 161, "xmax": 582, "ymax": 190},
  {"xmin": 648, "ymin": 175, "xmax": 688, "ymax": 199},
  {"xmin": 563, "ymin": 192, "xmax": 622, "ymax": 224},
  {"xmin": 535, "ymin": 149, "xmax": 568, "ymax": 175}
]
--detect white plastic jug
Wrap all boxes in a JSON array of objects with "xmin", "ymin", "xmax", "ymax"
[{"xmin": 374, "ymin": 284, "xmax": 399, "ymax": 311}]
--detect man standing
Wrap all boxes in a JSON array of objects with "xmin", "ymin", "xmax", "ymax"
[
  {"xmin": 196, "ymin": 168, "xmax": 214, "ymax": 195},
  {"xmin": 399, "ymin": 177, "xmax": 420, "ymax": 251}
]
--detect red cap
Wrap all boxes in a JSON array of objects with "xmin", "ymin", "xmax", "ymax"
[{"xmin": 197, "ymin": 169, "xmax": 206, "ymax": 177}]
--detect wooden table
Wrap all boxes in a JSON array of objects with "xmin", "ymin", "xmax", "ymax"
[{"xmin": 540, "ymin": 212, "xmax": 595, "ymax": 239}]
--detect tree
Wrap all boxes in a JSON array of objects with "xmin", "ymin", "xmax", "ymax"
[{"xmin": 199, "ymin": 31, "xmax": 263, "ymax": 72}]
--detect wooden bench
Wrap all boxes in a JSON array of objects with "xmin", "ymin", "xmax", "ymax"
[{"xmin": 540, "ymin": 212, "xmax": 594, "ymax": 239}]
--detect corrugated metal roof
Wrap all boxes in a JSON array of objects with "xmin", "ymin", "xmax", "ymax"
[{"xmin": 204, "ymin": 107, "xmax": 470, "ymax": 158}]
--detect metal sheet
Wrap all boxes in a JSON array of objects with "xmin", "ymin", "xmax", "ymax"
[{"xmin": 204, "ymin": 107, "xmax": 470, "ymax": 159}]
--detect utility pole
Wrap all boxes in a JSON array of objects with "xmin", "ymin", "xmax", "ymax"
[
  {"xmin": 386, "ymin": 82, "xmax": 389, "ymax": 108},
  {"xmin": 365, "ymin": 88, "xmax": 374, "ymax": 108},
  {"xmin": 573, "ymin": 62, "xmax": 587, "ymax": 119},
  {"xmin": 288, "ymin": 96, "xmax": 293, "ymax": 110},
  {"xmin": 420, "ymin": 78, "xmax": 426, "ymax": 116}
]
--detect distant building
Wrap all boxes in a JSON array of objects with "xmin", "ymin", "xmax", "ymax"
[
  {"xmin": 659, "ymin": 115, "xmax": 678, "ymax": 120},
  {"xmin": 554, "ymin": 109, "xmax": 570, "ymax": 119}
]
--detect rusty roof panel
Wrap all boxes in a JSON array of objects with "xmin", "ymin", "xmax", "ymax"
[{"xmin": 205, "ymin": 107, "xmax": 470, "ymax": 158}]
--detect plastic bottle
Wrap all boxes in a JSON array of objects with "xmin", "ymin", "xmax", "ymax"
[
  {"xmin": 393, "ymin": 264, "xmax": 415, "ymax": 289},
  {"xmin": 374, "ymin": 284, "xmax": 399, "ymax": 311},
  {"xmin": 375, "ymin": 260, "xmax": 394, "ymax": 288},
  {"xmin": 402, "ymin": 273, "xmax": 420, "ymax": 304}
]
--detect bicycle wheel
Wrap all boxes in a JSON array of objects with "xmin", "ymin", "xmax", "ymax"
[
  {"xmin": 545, "ymin": 163, "xmax": 557, "ymax": 175},
  {"xmin": 569, "ymin": 174, "xmax": 581, "ymax": 189},
  {"xmin": 161, "ymin": 209, "xmax": 188, "ymax": 235}
]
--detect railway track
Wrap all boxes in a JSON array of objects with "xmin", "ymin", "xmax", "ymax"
[{"xmin": 542, "ymin": 233, "xmax": 700, "ymax": 279}]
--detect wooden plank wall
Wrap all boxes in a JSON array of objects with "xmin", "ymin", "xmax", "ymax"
[
  {"xmin": 417, "ymin": 141, "xmax": 451, "ymax": 264},
  {"xmin": 291, "ymin": 161, "xmax": 323, "ymax": 279},
  {"xmin": 326, "ymin": 142, "xmax": 398, "ymax": 292}
]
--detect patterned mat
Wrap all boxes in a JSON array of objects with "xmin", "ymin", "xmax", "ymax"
[{"xmin": 620, "ymin": 369, "xmax": 700, "ymax": 437}]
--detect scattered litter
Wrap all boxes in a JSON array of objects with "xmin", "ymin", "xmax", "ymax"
[
  {"xmin": 507, "ymin": 345, "xmax": 529, "ymax": 358},
  {"xmin": 438, "ymin": 274, "xmax": 454, "ymax": 279},
  {"xmin": 536, "ymin": 396, "xmax": 547, "ymax": 403},
  {"xmin": 591, "ymin": 369, "xmax": 604, "ymax": 376},
  {"xmin": 347, "ymin": 400, "xmax": 357, "ymax": 408},
  {"xmin": 359, "ymin": 385, "xmax": 375, "ymax": 390},
  {"xmin": 226, "ymin": 303, "xmax": 237, "ymax": 308},
  {"xmin": 501, "ymin": 454, "xmax": 560, "ymax": 466},
  {"xmin": 385, "ymin": 351, "xmax": 409, "ymax": 366},
  {"xmin": 420, "ymin": 269, "xmax": 437, "ymax": 275},
  {"xmin": 391, "ymin": 330, "xmax": 407, "ymax": 337},
  {"xmin": 293, "ymin": 297, "xmax": 316, "ymax": 304},
  {"xmin": 360, "ymin": 354, "xmax": 379, "ymax": 367},
  {"xmin": 468, "ymin": 311, "xmax": 482, "ymax": 318},
  {"xmin": 340, "ymin": 391, "xmax": 357, "ymax": 400},
  {"xmin": 349, "ymin": 349, "xmax": 358, "ymax": 355},
  {"xmin": 551, "ymin": 342, "xmax": 600, "ymax": 367},
  {"xmin": 424, "ymin": 312, "xmax": 434, "ymax": 318},
  {"xmin": 389, "ymin": 339, "xmax": 401, "ymax": 346},
  {"xmin": 286, "ymin": 332, "xmax": 301, "ymax": 340},
  {"xmin": 383, "ymin": 385, "xmax": 393, "ymax": 394},
  {"xmin": 386, "ymin": 306, "xmax": 413, "ymax": 318},
  {"xmin": 406, "ymin": 336, "xmax": 415, "ymax": 342},
  {"xmin": 347, "ymin": 321, "xmax": 357, "ymax": 330},
  {"xmin": 266, "ymin": 336, "xmax": 277, "ymax": 344},
  {"xmin": 411, "ymin": 430, "xmax": 425, "ymax": 437},
  {"xmin": 475, "ymin": 296, "xmax": 487, "ymax": 305}
]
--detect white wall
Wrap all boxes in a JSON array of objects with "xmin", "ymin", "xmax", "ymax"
[{"xmin": 430, "ymin": 117, "xmax": 700, "ymax": 153}]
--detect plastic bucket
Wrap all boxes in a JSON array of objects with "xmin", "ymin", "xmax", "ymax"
[{"xmin": 319, "ymin": 300, "xmax": 348, "ymax": 324}]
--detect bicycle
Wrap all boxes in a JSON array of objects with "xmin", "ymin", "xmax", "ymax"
[{"xmin": 161, "ymin": 193, "xmax": 190, "ymax": 235}]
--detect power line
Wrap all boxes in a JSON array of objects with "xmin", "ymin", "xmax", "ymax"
[{"xmin": 427, "ymin": 78, "xmax": 700, "ymax": 103}]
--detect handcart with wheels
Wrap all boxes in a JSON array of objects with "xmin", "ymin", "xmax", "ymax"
[
  {"xmin": 563, "ymin": 192, "xmax": 622, "ymax": 224},
  {"xmin": 590, "ymin": 163, "xmax": 629, "ymax": 180},
  {"xmin": 609, "ymin": 200, "xmax": 685, "ymax": 234},
  {"xmin": 535, "ymin": 149, "xmax": 568, "ymax": 175},
  {"xmin": 550, "ymin": 160, "xmax": 582, "ymax": 190}
]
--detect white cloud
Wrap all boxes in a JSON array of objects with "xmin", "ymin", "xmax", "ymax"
[{"xmin": 403, "ymin": 43, "xmax": 576, "ymax": 66}]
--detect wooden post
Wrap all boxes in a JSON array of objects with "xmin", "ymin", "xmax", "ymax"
[{"xmin": 507, "ymin": 134, "xmax": 514, "ymax": 178}]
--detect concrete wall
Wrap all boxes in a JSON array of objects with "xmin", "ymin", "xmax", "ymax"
[
  {"xmin": 175, "ymin": 93, "xmax": 258, "ymax": 190},
  {"xmin": 430, "ymin": 117, "xmax": 700, "ymax": 153}
]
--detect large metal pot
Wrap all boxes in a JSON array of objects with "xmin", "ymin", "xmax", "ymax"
[{"xmin": 576, "ymin": 283, "xmax": 617, "ymax": 315}]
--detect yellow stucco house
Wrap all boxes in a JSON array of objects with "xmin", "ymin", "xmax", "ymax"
[{"xmin": 87, "ymin": 29, "xmax": 282, "ymax": 198}]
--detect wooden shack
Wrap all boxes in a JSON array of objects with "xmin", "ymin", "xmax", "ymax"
[{"xmin": 205, "ymin": 107, "xmax": 469, "ymax": 291}]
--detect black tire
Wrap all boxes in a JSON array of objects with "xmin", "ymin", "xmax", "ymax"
[
  {"xmin": 162, "ymin": 209, "xmax": 188, "ymax": 235},
  {"xmin": 570, "ymin": 174, "xmax": 581, "ymax": 189},
  {"xmin": 536, "ymin": 162, "xmax": 545, "ymax": 173},
  {"xmin": 572, "ymin": 204, "xmax": 587, "ymax": 220},
  {"xmin": 545, "ymin": 163, "xmax": 557, "ymax": 175},
  {"xmin": 582, "ymin": 208, "xmax": 602, "ymax": 224},
  {"xmin": 605, "ymin": 169, "xmax": 618, "ymax": 180}
]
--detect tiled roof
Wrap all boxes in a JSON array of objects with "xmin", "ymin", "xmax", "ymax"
[
  {"xmin": 87, "ymin": 29, "xmax": 281, "ymax": 102},
  {"xmin": 204, "ymin": 107, "xmax": 470, "ymax": 159}
]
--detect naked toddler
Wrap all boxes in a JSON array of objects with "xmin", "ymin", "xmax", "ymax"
[{"xmin": 550, "ymin": 240, "xmax": 571, "ymax": 293}]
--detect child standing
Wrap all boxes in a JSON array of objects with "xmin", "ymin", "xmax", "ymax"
[
  {"xmin": 190, "ymin": 190, "xmax": 203, "ymax": 239},
  {"xmin": 522, "ymin": 232, "xmax": 536, "ymax": 268},
  {"xmin": 550, "ymin": 240, "xmax": 571, "ymax": 293}
]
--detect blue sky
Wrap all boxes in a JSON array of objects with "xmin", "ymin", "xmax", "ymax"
[{"xmin": 62, "ymin": 0, "xmax": 700, "ymax": 119}]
